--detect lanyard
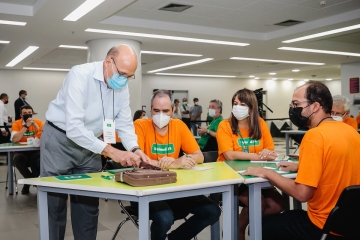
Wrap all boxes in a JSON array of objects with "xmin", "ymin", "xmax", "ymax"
[
  {"xmin": 237, "ymin": 129, "xmax": 256, "ymax": 153},
  {"xmin": 99, "ymin": 82, "xmax": 115, "ymax": 121},
  {"xmin": 153, "ymin": 123, "xmax": 170, "ymax": 159}
]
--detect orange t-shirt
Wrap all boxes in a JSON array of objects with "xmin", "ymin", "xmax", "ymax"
[
  {"xmin": 11, "ymin": 118, "xmax": 44, "ymax": 142},
  {"xmin": 134, "ymin": 118, "xmax": 199, "ymax": 160},
  {"xmin": 216, "ymin": 117, "xmax": 274, "ymax": 161},
  {"xmin": 296, "ymin": 121, "xmax": 360, "ymax": 229},
  {"xmin": 343, "ymin": 117, "xmax": 358, "ymax": 130}
]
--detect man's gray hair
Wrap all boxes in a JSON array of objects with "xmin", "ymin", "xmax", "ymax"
[
  {"xmin": 151, "ymin": 89, "xmax": 172, "ymax": 106},
  {"xmin": 332, "ymin": 95, "xmax": 350, "ymax": 111},
  {"xmin": 210, "ymin": 99, "xmax": 222, "ymax": 113}
]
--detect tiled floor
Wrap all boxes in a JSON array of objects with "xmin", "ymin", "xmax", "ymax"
[{"xmin": 0, "ymin": 137, "xmax": 303, "ymax": 240}]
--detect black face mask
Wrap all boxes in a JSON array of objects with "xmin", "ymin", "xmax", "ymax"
[
  {"xmin": 23, "ymin": 114, "xmax": 32, "ymax": 122},
  {"xmin": 288, "ymin": 106, "xmax": 313, "ymax": 128},
  {"xmin": 4, "ymin": 100, "xmax": 8, "ymax": 104}
]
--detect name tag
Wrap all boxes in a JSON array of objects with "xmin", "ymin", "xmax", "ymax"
[
  {"xmin": 27, "ymin": 137, "xmax": 34, "ymax": 145},
  {"xmin": 103, "ymin": 119, "xmax": 116, "ymax": 144}
]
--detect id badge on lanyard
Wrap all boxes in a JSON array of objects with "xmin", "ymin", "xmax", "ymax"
[{"xmin": 103, "ymin": 119, "xmax": 116, "ymax": 143}]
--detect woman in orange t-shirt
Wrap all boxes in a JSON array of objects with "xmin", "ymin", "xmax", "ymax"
[{"xmin": 216, "ymin": 88, "xmax": 285, "ymax": 240}]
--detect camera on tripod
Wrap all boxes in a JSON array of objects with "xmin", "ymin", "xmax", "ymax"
[{"xmin": 252, "ymin": 88, "xmax": 273, "ymax": 118}]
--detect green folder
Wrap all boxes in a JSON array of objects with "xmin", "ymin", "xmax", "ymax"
[{"xmin": 55, "ymin": 174, "xmax": 92, "ymax": 181}]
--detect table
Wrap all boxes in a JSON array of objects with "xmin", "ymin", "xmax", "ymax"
[
  {"xmin": 19, "ymin": 162, "xmax": 243, "ymax": 240},
  {"xmin": 226, "ymin": 160, "xmax": 300, "ymax": 240},
  {"xmin": 269, "ymin": 120, "xmax": 290, "ymax": 137},
  {"xmin": 0, "ymin": 143, "xmax": 39, "ymax": 195},
  {"xmin": 281, "ymin": 130, "xmax": 307, "ymax": 155}
]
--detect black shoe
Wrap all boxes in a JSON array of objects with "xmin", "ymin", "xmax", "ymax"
[{"xmin": 21, "ymin": 185, "xmax": 30, "ymax": 194}]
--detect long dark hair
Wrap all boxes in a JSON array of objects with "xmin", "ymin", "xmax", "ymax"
[
  {"xmin": 229, "ymin": 88, "xmax": 262, "ymax": 140},
  {"xmin": 133, "ymin": 110, "xmax": 145, "ymax": 121}
]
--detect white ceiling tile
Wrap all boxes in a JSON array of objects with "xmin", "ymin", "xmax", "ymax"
[
  {"xmin": 297, "ymin": 0, "xmax": 352, "ymax": 9},
  {"xmin": 239, "ymin": 1, "xmax": 291, "ymax": 14},
  {"xmin": 115, "ymin": 7, "xmax": 147, "ymax": 17},
  {"xmin": 270, "ymin": 0, "xmax": 306, "ymax": 4},
  {"xmin": 128, "ymin": 0, "xmax": 167, "ymax": 10},
  {"xmin": 203, "ymin": 0, "xmax": 261, "ymax": 10},
  {"xmin": 216, "ymin": 9, "xmax": 263, "ymax": 22},
  {"xmin": 0, "ymin": 0, "xmax": 36, "ymax": 6},
  {"xmin": 181, "ymin": 4, "xmax": 231, "ymax": 18},
  {"xmin": 261, "ymin": 4, "xmax": 318, "ymax": 23}
]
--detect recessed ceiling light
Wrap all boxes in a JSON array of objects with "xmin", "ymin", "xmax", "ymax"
[
  {"xmin": 64, "ymin": 0, "xmax": 105, "ymax": 21},
  {"xmin": 326, "ymin": 78, "xmax": 332, "ymax": 81},
  {"xmin": 148, "ymin": 58, "xmax": 213, "ymax": 73},
  {"xmin": 0, "ymin": 20, "xmax": 26, "ymax": 26},
  {"xmin": 292, "ymin": 69, "xmax": 300, "ymax": 72},
  {"xmin": 272, "ymin": 78, "xmax": 277, "ymax": 80},
  {"xmin": 141, "ymin": 51, "xmax": 201, "ymax": 57},
  {"xmin": 6, "ymin": 46, "xmax": 39, "ymax": 67},
  {"xmin": 269, "ymin": 72, "xmax": 276, "ymax": 75},
  {"xmin": 0, "ymin": 40, "xmax": 10, "ymax": 44},
  {"xmin": 155, "ymin": 73, "xmax": 236, "ymax": 78},
  {"xmin": 86, "ymin": 28, "xmax": 249, "ymax": 47},
  {"xmin": 23, "ymin": 67, "xmax": 70, "ymax": 71},
  {"xmin": 282, "ymin": 24, "xmax": 360, "ymax": 43},
  {"xmin": 254, "ymin": 77, "xmax": 260, "ymax": 80},
  {"xmin": 278, "ymin": 47, "xmax": 360, "ymax": 57},
  {"xmin": 249, "ymin": 75, "xmax": 255, "ymax": 77},
  {"xmin": 230, "ymin": 57, "xmax": 324, "ymax": 65},
  {"xmin": 59, "ymin": 45, "xmax": 88, "ymax": 49},
  {"xmin": 288, "ymin": 78, "xmax": 293, "ymax": 80}
]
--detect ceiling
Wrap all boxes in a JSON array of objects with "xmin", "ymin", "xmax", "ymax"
[{"xmin": 0, "ymin": 0, "xmax": 360, "ymax": 81}]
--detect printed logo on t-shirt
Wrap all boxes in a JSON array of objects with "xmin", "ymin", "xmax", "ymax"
[
  {"xmin": 237, "ymin": 138, "xmax": 260, "ymax": 148},
  {"xmin": 23, "ymin": 131, "xmax": 35, "ymax": 137},
  {"xmin": 151, "ymin": 143, "xmax": 175, "ymax": 155}
]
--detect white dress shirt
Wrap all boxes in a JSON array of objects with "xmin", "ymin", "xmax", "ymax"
[
  {"xmin": 0, "ymin": 101, "xmax": 8, "ymax": 131},
  {"xmin": 46, "ymin": 61, "xmax": 138, "ymax": 154}
]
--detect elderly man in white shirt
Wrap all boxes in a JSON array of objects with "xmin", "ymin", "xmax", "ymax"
[
  {"xmin": 0, "ymin": 93, "xmax": 10, "ymax": 143},
  {"xmin": 41, "ymin": 45, "xmax": 150, "ymax": 240}
]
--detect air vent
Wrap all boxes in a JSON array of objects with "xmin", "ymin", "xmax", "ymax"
[
  {"xmin": 274, "ymin": 20, "xmax": 304, "ymax": 27},
  {"xmin": 159, "ymin": 3, "xmax": 193, "ymax": 12}
]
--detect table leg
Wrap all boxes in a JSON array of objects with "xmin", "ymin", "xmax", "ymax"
[
  {"xmin": 139, "ymin": 196, "xmax": 150, "ymax": 240},
  {"xmin": 38, "ymin": 189, "xmax": 49, "ymax": 240},
  {"xmin": 222, "ymin": 185, "xmax": 235, "ymax": 240},
  {"xmin": 285, "ymin": 133, "xmax": 289, "ymax": 156},
  {"xmin": 7, "ymin": 151, "xmax": 13, "ymax": 195},
  {"xmin": 211, "ymin": 220, "xmax": 220, "ymax": 240},
  {"xmin": 249, "ymin": 183, "xmax": 263, "ymax": 240}
]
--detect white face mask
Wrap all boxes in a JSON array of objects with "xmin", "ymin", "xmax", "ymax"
[
  {"xmin": 142, "ymin": 116, "xmax": 148, "ymax": 119},
  {"xmin": 331, "ymin": 115, "xmax": 343, "ymax": 122},
  {"xmin": 152, "ymin": 113, "xmax": 171, "ymax": 129},
  {"xmin": 183, "ymin": 101, "xmax": 187, "ymax": 104},
  {"xmin": 208, "ymin": 108, "xmax": 217, "ymax": 118},
  {"xmin": 195, "ymin": 102, "xmax": 199, "ymax": 105},
  {"xmin": 232, "ymin": 105, "xmax": 249, "ymax": 120}
]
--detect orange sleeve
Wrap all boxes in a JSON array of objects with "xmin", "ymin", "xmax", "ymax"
[
  {"xmin": 216, "ymin": 120, "xmax": 235, "ymax": 156},
  {"xmin": 11, "ymin": 119, "xmax": 22, "ymax": 133},
  {"xmin": 179, "ymin": 120, "xmax": 199, "ymax": 154},
  {"xmin": 344, "ymin": 118, "xmax": 358, "ymax": 130},
  {"xmin": 134, "ymin": 120, "xmax": 146, "ymax": 152},
  {"xmin": 259, "ymin": 118, "xmax": 274, "ymax": 150},
  {"xmin": 295, "ymin": 130, "xmax": 323, "ymax": 188},
  {"xmin": 35, "ymin": 119, "xmax": 44, "ymax": 139}
]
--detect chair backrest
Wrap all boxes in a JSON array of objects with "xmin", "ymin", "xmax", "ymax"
[
  {"xmin": 322, "ymin": 185, "xmax": 360, "ymax": 238},
  {"xmin": 202, "ymin": 136, "xmax": 219, "ymax": 152},
  {"xmin": 203, "ymin": 151, "xmax": 218, "ymax": 163}
]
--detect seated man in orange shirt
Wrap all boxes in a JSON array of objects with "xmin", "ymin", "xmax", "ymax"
[
  {"xmin": 11, "ymin": 105, "xmax": 44, "ymax": 194},
  {"xmin": 133, "ymin": 89, "xmax": 220, "ymax": 240},
  {"xmin": 331, "ymin": 95, "xmax": 358, "ymax": 130},
  {"xmin": 243, "ymin": 82, "xmax": 360, "ymax": 240}
]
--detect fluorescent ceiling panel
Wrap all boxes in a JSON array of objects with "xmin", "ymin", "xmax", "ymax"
[
  {"xmin": 64, "ymin": 0, "xmax": 105, "ymax": 21},
  {"xmin": 59, "ymin": 45, "xmax": 88, "ymax": 49},
  {"xmin": 0, "ymin": 40, "xmax": 10, "ymax": 44},
  {"xmin": 148, "ymin": 58, "xmax": 213, "ymax": 73},
  {"xmin": 292, "ymin": 69, "xmax": 300, "ymax": 72},
  {"xmin": 278, "ymin": 47, "xmax": 360, "ymax": 57},
  {"xmin": 23, "ymin": 67, "xmax": 70, "ymax": 71},
  {"xmin": 282, "ymin": 24, "xmax": 360, "ymax": 43},
  {"xmin": 156, "ymin": 73, "xmax": 235, "ymax": 78},
  {"xmin": 6, "ymin": 46, "xmax": 39, "ymax": 67},
  {"xmin": 86, "ymin": 29, "xmax": 249, "ymax": 47},
  {"xmin": 230, "ymin": 57, "xmax": 324, "ymax": 65},
  {"xmin": 0, "ymin": 20, "xmax": 26, "ymax": 26},
  {"xmin": 141, "ymin": 51, "xmax": 201, "ymax": 57}
]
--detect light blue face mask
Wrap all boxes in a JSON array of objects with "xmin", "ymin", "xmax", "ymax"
[{"xmin": 107, "ymin": 59, "xmax": 129, "ymax": 90}]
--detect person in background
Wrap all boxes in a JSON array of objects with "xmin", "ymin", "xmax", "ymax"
[
  {"xmin": 190, "ymin": 97, "xmax": 202, "ymax": 136},
  {"xmin": 244, "ymin": 81, "xmax": 360, "ymax": 240},
  {"xmin": 133, "ymin": 110, "xmax": 146, "ymax": 121},
  {"xmin": 41, "ymin": 45, "xmax": 150, "ymax": 240},
  {"xmin": 331, "ymin": 95, "xmax": 358, "ymax": 130},
  {"xmin": 216, "ymin": 88, "xmax": 284, "ymax": 240},
  {"xmin": 197, "ymin": 99, "xmax": 223, "ymax": 151},
  {"xmin": 14, "ymin": 90, "xmax": 29, "ymax": 120},
  {"xmin": 133, "ymin": 89, "xmax": 220, "ymax": 240},
  {"xmin": 11, "ymin": 105, "xmax": 43, "ymax": 194},
  {"xmin": 0, "ymin": 93, "xmax": 10, "ymax": 143},
  {"xmin": 180, "ymin": 97, "xmax": 191, "ymax": 129},
  {"xmin": 356, "ymin": 111, "xmax": 360, "ymax": 129},
  {"xmin": 172, "ymin": 98, "xmax": 181, "ymax": 119}
]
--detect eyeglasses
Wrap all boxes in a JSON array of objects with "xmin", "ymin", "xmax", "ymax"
[
  {"xmin": 289, "ymin": 100, "xmax": 309, "ymax": 108},
  {"xmin": 331, "ymin": 111, "xmax": 346, "ymax": 117},
  {"xmin": 112, "ymin": 58, "xmax": 135, "ymax": 80}
]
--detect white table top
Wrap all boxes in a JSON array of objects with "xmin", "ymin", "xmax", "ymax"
[{"xmin": 281, "ymin": 130, "xmax": 307, "ymax": 134}]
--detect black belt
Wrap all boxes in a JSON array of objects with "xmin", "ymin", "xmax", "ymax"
[{"xmin": 48, "ymin": 121, "xmax": 66, "ymax": 134}]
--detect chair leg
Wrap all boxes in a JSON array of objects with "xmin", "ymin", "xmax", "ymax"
[
  {"xmin": 111, "ymin": 217, "xmax": 132, "ymax": 240},
  {"xmin": 183, "ymin": 217, "xmax": 198, "ymax": 240},
  {"xmin": 13, "ymin": 166, "xmax": 18, "ymax": 194},
  {"xmin": 5, "ymin": 166, "xmax": 8, "ymax": 190},
  {"xmin": 118, "ymin": 200, "xmax": 139, "ymax": 228}
]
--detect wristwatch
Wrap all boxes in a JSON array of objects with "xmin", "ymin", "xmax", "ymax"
[
  {"xmin": 23, "ymin": 124, "xmax": 29, "ymax": 129},
  {"xmin": 207, "ymin": 130, "xmax": 210, "ymax": 134},
  {"xmin": 131, "ymin": 147, "xmax": 140, "ymax": 153}
]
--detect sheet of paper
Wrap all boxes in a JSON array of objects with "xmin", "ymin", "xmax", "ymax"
[
  {"xmin": 181, "ymin": 166, "xmax": 213, "ymax": 171},
  {"xmin": 250, "ymin": 160, "xmax": 291, "ymax": 163}
]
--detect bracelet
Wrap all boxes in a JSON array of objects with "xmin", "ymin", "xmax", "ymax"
[
  {"xmin": 23, "ymin": 124, "xmax": 29, "ymax": 129},
  {"xmin": 207, "ymin": 130, "xmax": 210, "ymax": 134},
  {"xmin": 131, "ymin": 147, "xmax": 140, "ymax": 153}
]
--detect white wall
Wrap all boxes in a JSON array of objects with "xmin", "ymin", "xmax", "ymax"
[
  {"xmin": 341, "ymin": 61, "xmax": 360, "ymax": 116},
  {"xmin": 0, "ymin": 69, "xmax": 341, "ymax": 122}
]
